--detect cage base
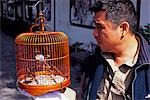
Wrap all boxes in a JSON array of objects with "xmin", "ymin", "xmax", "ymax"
[{"xmin": 18, "ymin": 79, "xmax": 70, "ymax": 96}]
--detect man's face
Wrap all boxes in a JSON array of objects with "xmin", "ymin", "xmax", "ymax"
[{"xmin": 93, "ymin": 11, "xmax": 121, "ymax": 52}]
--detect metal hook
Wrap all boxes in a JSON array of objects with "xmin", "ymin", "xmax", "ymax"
[
  {"xmin": 42, "ymin": 7, "xmax": 48, "ymax": 13},
  {"xmin": 29, "ymin": 0, "xmax": 48, "ymax": 13},
  {"xmin": 29, "ymin": 0, "xmax": 43, "ymax": 9}
]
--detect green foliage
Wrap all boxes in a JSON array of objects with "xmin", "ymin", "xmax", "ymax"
[{"xmin": 143, "ymin": 23, "xmax": 150, "ymax": 33}]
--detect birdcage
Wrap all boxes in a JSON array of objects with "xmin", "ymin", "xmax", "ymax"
[{"xmin": 15, "ymin": 13, "xmax": 70, "ymax": 96}]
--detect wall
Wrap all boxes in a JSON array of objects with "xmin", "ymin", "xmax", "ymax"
[
  {"xmin": 55, "ymin": 0, "xmax": 96, "ymax": 45},
  {"xmin": 0, "ymin": 0, "xmax": 150, "ymax": 44},
  {"xmin": 1, "ymin": 0, "xmax": 148, "ymax": 45},
  {"xmin": 140, "ymin": 0, "xmax": 150, "ymax": 27}
]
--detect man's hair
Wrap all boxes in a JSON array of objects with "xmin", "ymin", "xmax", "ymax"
[{"xmin": 90, "ymin": 0, "xmax": 137, "ymax": 32}]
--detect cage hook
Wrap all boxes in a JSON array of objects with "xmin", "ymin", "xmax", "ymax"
[
  {"xmin": 29, "ymin": 0, "xmax": 44, "ymax": 9},
  {"xmin": 29, "ymin": 0, "xmax": 53, "ymax": 32}
]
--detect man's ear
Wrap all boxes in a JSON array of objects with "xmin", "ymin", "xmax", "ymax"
[{"xmin": 119, "ymin": 22, "xmax": 130, "ymax": 36}]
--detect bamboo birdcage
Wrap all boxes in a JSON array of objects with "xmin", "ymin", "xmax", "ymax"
[{"xmin": 15, "ymin": 12, "xmax": 70, "ymax": 96}]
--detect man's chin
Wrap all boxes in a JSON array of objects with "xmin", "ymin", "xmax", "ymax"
[{"xmin": 97, "ymin": 42, "xmax": 109, "ymax": 52}]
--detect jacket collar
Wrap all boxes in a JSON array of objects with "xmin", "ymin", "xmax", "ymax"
[{"xmin": 135, "ymin": 32, "xmax": 150, "ymax": 65}]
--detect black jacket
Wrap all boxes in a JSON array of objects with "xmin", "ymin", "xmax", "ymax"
[{"xmin": 80, "ymin": 33, "xmax": 150, "ymax": 100}]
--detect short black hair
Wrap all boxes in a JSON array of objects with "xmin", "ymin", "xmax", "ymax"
[
  {"xmin": 90, "ymin": 0, "xmax": 137, "ymax": 32},
  {"xmin": 89, "ymin": 1, "xmax": 104, "ymax": 12}
]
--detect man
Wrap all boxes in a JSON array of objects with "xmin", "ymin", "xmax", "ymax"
[{"xmin": 78, "ymin": 0, "xmax": 150, "ymax": 100}]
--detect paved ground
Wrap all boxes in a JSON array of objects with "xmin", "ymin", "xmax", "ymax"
[
  {"xmin": 0, "ymin": 31, "xmax": 33, "ymax": 100},
  {"xmin": 0, "ymin": 30, "xmax": 81, "ymax": 100}
]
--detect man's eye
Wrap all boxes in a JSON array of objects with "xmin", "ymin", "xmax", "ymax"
[
  {"xmin": 95, "ymin": 25, "xmax": 105, "ymax": 29},
  {"xmin": 94, "ymin": 23, "xmax": 105, "ymax": 29},
  {"xmin": 96, "ymin": 26, "xmax": 104, "ymax": 29}
]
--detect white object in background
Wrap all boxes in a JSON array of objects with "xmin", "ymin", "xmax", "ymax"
[
  {"xmin": 145, "ymin": 94, "xmax": 150, "ymax": 99},
  {"xmin": 18, "ymin": 87, "xmax": 76, "ymax": 100},
  {"xmin": 34, "ymin": 91, "xmax": 68, "ymax": 100}
]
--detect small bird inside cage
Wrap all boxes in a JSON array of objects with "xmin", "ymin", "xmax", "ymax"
[{"xmin": 20, "ymin": 54, "xmax": 66, "ymax": 86}]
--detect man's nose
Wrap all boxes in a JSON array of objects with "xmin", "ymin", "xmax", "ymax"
[{"xmin": 93, "ymin": 29, "xmax": 99, "ymax": 37}]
